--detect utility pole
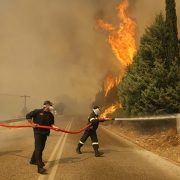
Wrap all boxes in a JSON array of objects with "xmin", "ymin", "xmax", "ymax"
[{"xmin": 20, "ymin": 95, "xmax": 30, "ymax": 115}]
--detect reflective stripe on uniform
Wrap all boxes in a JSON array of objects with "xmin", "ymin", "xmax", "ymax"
[
  {"xmin": 79, "ymin": 141, "xmax": 84, "ymax": 144},
  {"xmin": 90, "ymin": 118, "xmax": 96, "ymax": 122},
  {"xmin": 92, "ymin": 142, "xmax": 99, "ymax": 145}
]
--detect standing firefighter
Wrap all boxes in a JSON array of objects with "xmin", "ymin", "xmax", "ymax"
[
  {"xmin": 26, "ymin": 100, "xmax": 58, "ymax": 174},
  {"xmin": 76, "ymin": 106, "xmax": 104, "ymax": 157}
]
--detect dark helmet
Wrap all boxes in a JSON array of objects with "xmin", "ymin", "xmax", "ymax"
[
  {"xmin": 43, "ymin": 100, "xmax": 53, "ymax": 106},
  {"xmin": 93, "ymin": 105, "xmax": 100, "ymax": 115},
  {"xmin": 93, "ymin": 105, "xmax": 100, "ymax": 110}
]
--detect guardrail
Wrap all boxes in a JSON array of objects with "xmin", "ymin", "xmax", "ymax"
[
  {"xmin": 114, "ymin": 115, "xmax": 176, "ymax": 121},
  {"xmin": 176, "ymin": 114, "xmax": 180, "ymax": 134},
  {"xmin": 114, "ymin": 114, "xmax": 180, "ymax": 134}
]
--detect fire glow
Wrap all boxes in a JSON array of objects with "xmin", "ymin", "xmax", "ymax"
[
  {"xmin": 97, "ymin": 0, "xmax": 137, "ymax": 115},
  {"xmin": 101, "ymin": 103, "xmax": 121, "ymax": 118},
  {"xmin": 97, "ymin": 0, "xmax": 136, "ymax": 66},
  {"xmin": 104, "ymin": 75, "xmax": 120, "ymax": 97}
]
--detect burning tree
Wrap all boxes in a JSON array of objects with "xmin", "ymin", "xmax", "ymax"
[
  {"xmin": 93, "ymin": 0, "xmax": 179, "ymax": 117},
  {"xmin": 118, "ymin": 0, "xmax": 180, "ymax": 115},
  {"xmin": 93, "ymin": 0, "xmax": 137, "ymax": 117}
]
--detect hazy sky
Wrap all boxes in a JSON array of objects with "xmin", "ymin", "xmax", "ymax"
[
  {"xmin": 0, "ymin": 0, "xmax": 179, "ymax": 118},
  {"xmin": 130, "ymin": 0, "xmax": 180, "ymax": 40}
]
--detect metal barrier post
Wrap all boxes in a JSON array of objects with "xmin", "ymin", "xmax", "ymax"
[{"xmin": 176, "ymin": 114, "xmax": 180, "ymax": 134}]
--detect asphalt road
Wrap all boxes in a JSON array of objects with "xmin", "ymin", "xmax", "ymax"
[{"xmin": 0, "ymin": 115, "xmax": 180, "ymax": 180}]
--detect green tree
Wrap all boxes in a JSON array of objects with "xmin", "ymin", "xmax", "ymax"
[
  {"xmin": 118, "ymin": 13, "xmax": 180, "ymax": 115},
  {"xmin": 165, "ymin": 0, "xmax": 179, "ymax": 62}
]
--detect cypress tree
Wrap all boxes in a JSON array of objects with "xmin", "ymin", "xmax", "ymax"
[
  {"xmin": 118, "ymin": 13, "xmax": 180, "ymax": 115},
  {"xmin": 165, "ymin": 0, "xmax": 179, "ymax": 61}
]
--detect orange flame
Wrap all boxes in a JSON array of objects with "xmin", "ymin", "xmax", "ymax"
[
  {"xmin": 97, "ymin": 0, "xmax": 137, "ymax": 115},
  {"xmin": 104, "ymin": 74, "xmax": 120, "ymax": 97},
  {"xmin": 97, "ymin": 0, "xmax": 136, "ymax": 66},
  {"xmin": 101, "ymin": 103, "xmax": 121, "ymax": 118}
]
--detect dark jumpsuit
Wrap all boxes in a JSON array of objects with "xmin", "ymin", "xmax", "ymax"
[
  {"xmin": 26, "ymin": 109, "xmax": 54, "ymax": 168},
  {"xmin": 79, "ymin": 111, "xmax": 100, "ymax": 148}
]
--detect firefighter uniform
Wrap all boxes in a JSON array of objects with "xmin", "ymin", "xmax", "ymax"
[
  {"xmin": 26, "ymin": 107, "xmax": 54, "ymax": 172},
  {"xmin": 76, "ymin": 106, "xmax": 104, "ymax": 157}
]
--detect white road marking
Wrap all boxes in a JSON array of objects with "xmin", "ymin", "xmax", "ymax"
[
  {"xmin": 47, "ymin": 120, "xmax": 72, "ymax": 180},
  {"xmin": 38, "ymin": 120, "xmax": 72, "ymax": 180}
]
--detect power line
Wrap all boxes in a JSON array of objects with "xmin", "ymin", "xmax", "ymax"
[{"xmin": 0, "ymin": 93, "xmax": 22, "ymax": 97}]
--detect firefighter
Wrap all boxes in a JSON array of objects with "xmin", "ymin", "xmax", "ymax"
[
  {"xmin": 26, "ymin": 100, "xmax": 58, "ymax": 174},
  {"xmin": 76, "ymin": 106, "xmax": 104, "ymax": 157}
]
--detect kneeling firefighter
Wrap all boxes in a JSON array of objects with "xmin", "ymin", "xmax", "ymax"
[{"xmin": 76, "ymin": 106, "xmax": 104, "ymax": 157}]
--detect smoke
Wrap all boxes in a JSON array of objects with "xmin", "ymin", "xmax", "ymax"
[
  {"xmin": 0, "ymin": 0, "xmax": 121, "ymax": 117},
  {"xmin": 129, "ymin": 0, "xmax": 180, "ymax": 41},
  {"xmin": 0, "ymin": 0, "xmax": 179, "ymax": 118}
]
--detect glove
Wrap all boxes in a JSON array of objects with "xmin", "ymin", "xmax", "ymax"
[
  {"xmin": 31, "ymin": 123, "xmax": 38, "ymax": 128},
  {"xmin": 52, "ymin": 125, "xmax": 59, "ymax": 131},
  {"xmin": 94, "ymin": 118, "xmax": 99, "ymax": 123}
]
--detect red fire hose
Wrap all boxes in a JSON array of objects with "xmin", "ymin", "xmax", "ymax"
[{"xmin": 0, "ymin": 118, "xmax": 112, "ymax": 134}]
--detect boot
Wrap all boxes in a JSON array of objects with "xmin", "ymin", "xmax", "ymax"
[
  {"xmin": 95, "ymin": 151, "xmax": 104, "ymax": 157},
  {"xmin": 40, "ymin": 152, "xmax": 45, "ymax": 167},
  {"xmin": 39, "ymin": 162, "xmax": 45, "ymax": 167},
  {"xmin": 38, "ymin": 167, "xmax": 46, "ymax": 174},
  {"xmin": 30, "ymin": 161, "xmax": 37, "ymax": 165},
  {"xmin": 93, "ymin": 144, "xmax": 104, "ymax": 157},
  {"xmin": 30, "ymin": 151, "xmax": 36, "ymax": 165},
  {"xmin": 30, "ymin": 157, "xmax": 45, "ymax": 167},
  {"xmin": 76, "ymin": 143, "xmax": 83, "ymax": 154},
  {"xmin": 30, "ymin": 152, "xmax": 45, "ymax": 166}
]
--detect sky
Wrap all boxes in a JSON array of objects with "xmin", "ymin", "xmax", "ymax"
[{"xmin": 0, "ymin": 0, "xmax": 179, "ymax": 119}]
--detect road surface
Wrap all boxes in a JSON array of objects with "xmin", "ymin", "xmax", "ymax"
[{"xmin": 0, "ymin": 115, "xmax": 180, "ymax": 180}]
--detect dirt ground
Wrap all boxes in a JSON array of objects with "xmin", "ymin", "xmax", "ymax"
[{"xmin": 103, "ymin": 121, "xmax": 180, "ymax": 164}]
